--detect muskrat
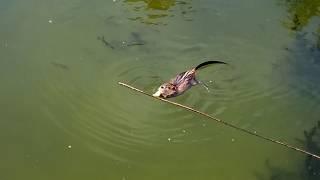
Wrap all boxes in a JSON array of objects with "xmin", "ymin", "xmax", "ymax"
[{"xmin": 153, "ymin": 61, "xmax": 227, "ymax": 98}]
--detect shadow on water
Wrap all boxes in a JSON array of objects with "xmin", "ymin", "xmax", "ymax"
[
  {"xmin": 254, "ymin": 121, "xmax": 320, "ymax": 180},
  {"xmin": 124, "ymin": 0, "xmax": 194, "ymax": 25}
]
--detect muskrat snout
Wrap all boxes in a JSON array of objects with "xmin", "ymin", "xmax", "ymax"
[
  {"xmin": 152, "ymin": 91, "xmax": 161, "ymax": 97},
  {"xmin": 153, "ymin": 83, "xmax": 177, "ymax": 99}
]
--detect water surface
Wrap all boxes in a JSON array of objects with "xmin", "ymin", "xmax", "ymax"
[{"xmin": 1, "ymin": 0, "xmax": 320, "ymax": 179}]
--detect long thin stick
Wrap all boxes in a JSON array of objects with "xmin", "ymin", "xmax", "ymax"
[{"xmin": 118, "ymin": 82, "xmax": 320, "ymax": 160}]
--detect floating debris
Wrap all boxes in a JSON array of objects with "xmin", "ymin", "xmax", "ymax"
[
  {"xmin": 98, "ymin": 33, "xmax": 146, "ymax": 49},
  {"xmin": 130, "ymin": 32, "xmax": 144, "ymax": 43},
  {"xmin": 48, "ymin": 19, "xmax": 53, "ymax": 24},
  {"xmin": 121, "ymin": 41, "xmax": 145, "ymax": 47},
  {"xmin": 97, "ymin": 36, "xmax": 115, "ymax": 49},
  {"xmin": 120, "ymin": 32, "xmax": 146, "ymax": 47},
  {"xmin": 51, "ymin": 62, "xmax": 69, "ymax": 70}
]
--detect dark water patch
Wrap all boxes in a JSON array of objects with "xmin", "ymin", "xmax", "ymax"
[
  {"xmin": 281, "ymin": 31, "xmax": 320, "ymax": 103},
  {"xmin": 254, "ymin": 160, "xmax": 301, "ymax": 180},
  {"xmin": 0, "ymin": 0, "xmax": 15, "ymax": 15},
  {"xmin": 302, "ymin": 121, "xmax": 320, "ymax": 179}
]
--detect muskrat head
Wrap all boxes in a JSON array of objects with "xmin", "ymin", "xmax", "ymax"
[{"xmin": 152, "ymin": 83, "xmax": 177, "ymax": 98}]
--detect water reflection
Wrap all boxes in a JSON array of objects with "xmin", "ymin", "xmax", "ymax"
[
  {"xmin": 302, "ymin": 121, "xmax": 320, "ymax": 180},
  {"xmin": 278, "ymin": 0, "xmax": 320, "ymax": 99},
  {"xmin": 281, "ymin": 0, "xmax": 320, "ymax": 31},
  {"xmin": 254, "ymin": 121, "xmax": 320, "ymax": 180},
  {"xmin": 280, "ymin": 0, "xmax": 320, "ymax": 49},
  {"xmin": 124, "ymin": 0, "xmax": 194, "ymax": 25},
  {"xmin": 125, "ymin": 0, "xmax": 176, "ymax": 10}
]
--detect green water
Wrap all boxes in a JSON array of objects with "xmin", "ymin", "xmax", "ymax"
[{"xmin": 1, "ymin": 0, "xmax": 320, "ymax": 179}]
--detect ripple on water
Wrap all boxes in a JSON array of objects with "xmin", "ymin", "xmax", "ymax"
[
  {"xmin": 110, "ymin": 59, "xmax": 237, "ymax": 150},
  {"xmin": 41, "ymin": 59, "xmax": 217, "ymax": 162},
  {"xmin": 40, "ymin": 53, "xmax": 299, "ymax": 162},
  {"xmin": 206, "ymin": 65, "xmax": 295, "ymax": 104}
]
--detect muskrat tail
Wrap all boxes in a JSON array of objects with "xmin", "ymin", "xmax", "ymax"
[{"xmin": 195, "ymin": 60, "xmax": 227, "ymax": 70}]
